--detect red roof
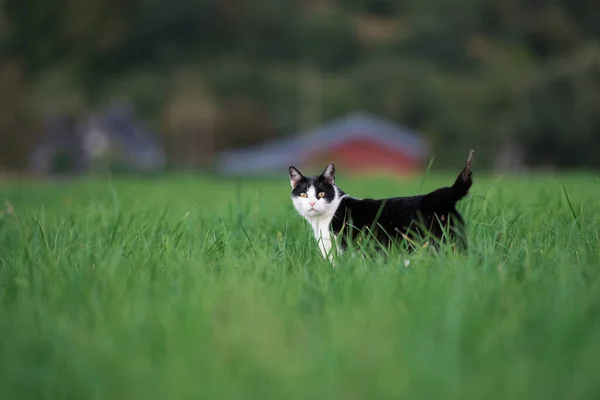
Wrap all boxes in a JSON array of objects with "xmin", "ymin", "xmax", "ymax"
[
  {"xmin": 304, "ymin": 138, "xmax": 421, "ymax": 177},
  {"xmin": 216, "ymin": 112, "xmax": 428, "ymax": 175}
]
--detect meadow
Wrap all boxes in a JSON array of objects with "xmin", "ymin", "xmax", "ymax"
[{"xmin": 0, "ymin": 170, "xmax": 599, "ymax": 399}]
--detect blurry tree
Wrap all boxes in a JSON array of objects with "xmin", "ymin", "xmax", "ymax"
[
  {"xmin": 3, "ymin": 0, "xmax": 600, "ymax": 170},
  {"xmin": 297, "ymin": 10, "xmax": 362, "ymax": 71},
  {"xmin": 0, "ymin": 60, "xmax": 36, "ymax": 170}
]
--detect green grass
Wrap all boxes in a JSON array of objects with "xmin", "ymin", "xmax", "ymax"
[{"xmin": 1, "ymin": 172, "xmax": 599, "ymax": 399}]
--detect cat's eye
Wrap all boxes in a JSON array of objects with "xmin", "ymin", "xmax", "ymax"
[
  {"xmin": 318, "ymin": 192, "xmax": 326, "ymax": 198},
  {"xmin": 300, "ymin": 192, "xmax": 308, "ymax": 198}
]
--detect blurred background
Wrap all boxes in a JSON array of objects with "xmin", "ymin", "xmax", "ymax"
[{"xmin": 1, "ymin": 0, "xmax": 600, "ymax": 178}]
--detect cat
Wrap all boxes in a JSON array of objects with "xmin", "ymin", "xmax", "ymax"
[{"xmin": 288, "ymin": 150, "xmax": 474, "ymax": 263}]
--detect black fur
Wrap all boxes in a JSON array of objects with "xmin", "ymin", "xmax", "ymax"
[{"xmin": 291, "ymin": 150, "xmax": 474, "ymax": 254}]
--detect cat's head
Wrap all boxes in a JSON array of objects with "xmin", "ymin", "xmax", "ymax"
[{"xmin": 288, "ymin": 163, "xmax": 338, "ymax": 218}]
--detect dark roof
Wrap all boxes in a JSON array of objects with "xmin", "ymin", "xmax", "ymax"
[
  {"xmin": 29, "ymin": 103, "xmax": 166, "ymax": 174},
  {"xmin": 216, "ymin": 112, "xmax": 428, "ymax": 175}
]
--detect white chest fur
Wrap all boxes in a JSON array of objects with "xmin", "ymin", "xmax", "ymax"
[
  {"xmin": 306, "ymin": 212, "xmax": 336, "ymax": 262},
  {"xmin": 299, "ymin": 187, "xmax": 346, "ymax": 263}
]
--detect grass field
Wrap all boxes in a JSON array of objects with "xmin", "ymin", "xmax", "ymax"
[{"xmin": 0, "ymin": 171, "xmax": 599, "ymax": 399}]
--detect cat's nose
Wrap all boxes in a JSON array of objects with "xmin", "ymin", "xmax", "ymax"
[{"xmin": 309, "ymin": 201, "xmax": 316, "ymax": 207}]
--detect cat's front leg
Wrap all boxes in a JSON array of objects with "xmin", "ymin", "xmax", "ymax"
[
  {"xmin": 317, "ymin": 234, "xmax": 344, "ymax": 266},
  {"xmin": 317, "ymin": 236, "xmax": 334, "ymax": 263}
]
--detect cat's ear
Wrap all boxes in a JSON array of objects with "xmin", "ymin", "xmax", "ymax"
[
  {"xmin": 289, "ymin": 166, "xmax": 303, "ymax": 188},
  {"xmin": 322, "ymin": 162, "xmax": 335, "ymax": 185}
]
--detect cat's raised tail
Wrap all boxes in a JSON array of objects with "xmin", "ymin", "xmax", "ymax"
[{"xmin": 449, "ymin": 149, "xmax": 475, "ymax": 203}]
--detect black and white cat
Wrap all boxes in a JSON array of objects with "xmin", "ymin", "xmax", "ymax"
[{"xmin": 289, "ymin": 150, "xmax": 474, "ymax": 262}]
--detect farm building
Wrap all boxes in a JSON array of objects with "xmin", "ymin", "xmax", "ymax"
[
  {"xmin": 215, "ymin": 112, "xmax": 429, "ymax": 177},
  {"xmin": 29, "ymin": 102, "xmax": 166, "ymax": 175}
]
